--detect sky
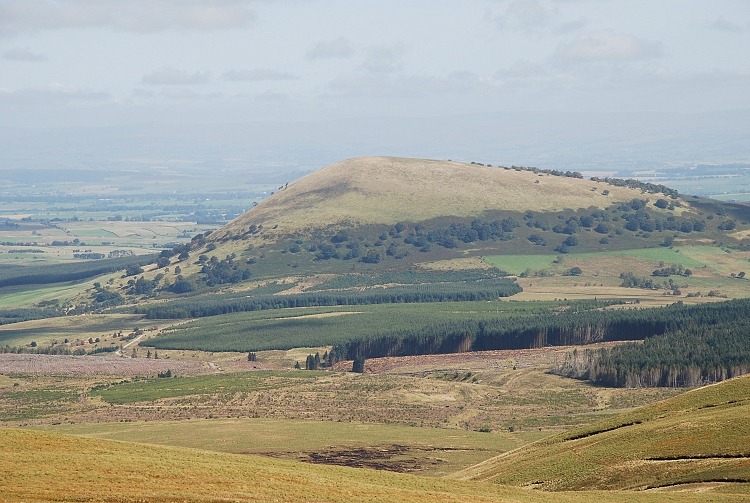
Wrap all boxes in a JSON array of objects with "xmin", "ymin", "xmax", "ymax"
[{"xmin": 1, "ymin": 0, "xmax": 749, "ymax": 172}]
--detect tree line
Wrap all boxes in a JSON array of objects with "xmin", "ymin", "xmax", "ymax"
[
  {"xmin": 335, "ymin": 299, "xmax": 750, "ymax": 368},
  {"xmin": 0, "ymin": 254, "xmax": 157, "ymax": 288},
  {"xmin": 134, "ymin": 279, "xmax": 522, "ymax": 319},
  {"xmin": 554, "ymin": 316, "xmax": 750, "ymax": 387}
]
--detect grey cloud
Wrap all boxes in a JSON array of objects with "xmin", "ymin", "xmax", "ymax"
[
  {"xmin": 142, "ymin": 68, "xmax": 211, "ymax": 86},
  {"xmin": 158, "ymin": 88, "xmax": 223, "ymax": 100},
  {"xmin": 494, "ymin": 0, "xmax": 557, "ymax": 32},
  {"xmin": 709, "ymin": 16, "xmax": 748, "ymax": 33},
  {"xmin": 222, "ymin": 69, "xmax": 298, "ymax": 82},
  {"xmin": 555, "ymin": 17, "xmax": 588, "ymax": 34},
  {"xmin": 2, "ymin": 46, "xmax": 48, "ymax": 61},
  {"xmin": 496, "ymin": 60, "xmax": 550, "ymax": 80},
  {"xmin": 307, "ymin": 37, "xmax": 354, "ymax": 59},
  {"xmin": 0, "ymin": 0, "xmax": 255, "ymax": 36},
  {"xmin": 325, "ymin": 71, "xmax": 496, "ymax": 101},
  {"xmin": 254, "ymin": 90, "xmax": 290, "ymax": 103},
  {"xmin": 359, "ymin": 44, "xmax": 404, "ymax": 75},
  {"xmin": 132, "ymin": 89, "xmax": 156, "ymax": 98},
  {"xmin": 555, "ymin": 32, "xmax": 662, "ymax": 62}
]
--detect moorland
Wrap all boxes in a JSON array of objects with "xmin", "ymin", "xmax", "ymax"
[{"xmin": 2, "ymin": 156, "xmax": 750, "ymax": 502}]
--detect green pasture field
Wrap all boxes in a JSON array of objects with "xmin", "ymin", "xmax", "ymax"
[
  {"xmin": 1, "ymin": 387, "xmax": 79, "ymax": 422},
  {"xmin": 145, "ymin": 300, "xmax": 563, "ymax": 353},
  {"xmin": 70, "ymin": 228, "xmax": 118, "ymax": 238},
  {"xmin": 0, "ymin": 313, "xmax": 152, "ymax": 347},
  {"xmin": 483, "ymin": 247, "xmax": 709, "ymax": 276},
  {"xmin": 0, "ymin": 214, "xmax": 217, "ymax": 260},
  {"xmin": 0, "ymin": 282, "xmax": 84, "ymax": 309},
  {"xmin": 43, "ymin": 417, "xmax": 546, "ymax": 477},
  {"xmin": 481, "ymin": 254, "xmax": 559, "ymax": 275},
  {"xmin": 484, "ymin": 246, "xmax": 750, "ymax": 301},
  {"xmin": 90, "ymin": 370, "xmax": 324, "ymax": 405}
]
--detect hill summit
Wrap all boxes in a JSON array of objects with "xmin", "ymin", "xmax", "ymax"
[{"xmin": 218, "ymin": 156, "xmax": 647, "ymax": 239}]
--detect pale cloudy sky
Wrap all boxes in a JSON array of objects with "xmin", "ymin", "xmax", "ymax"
[{"xmin": 1, "ymin": 0, "xmax": 749, "ymax": 170}]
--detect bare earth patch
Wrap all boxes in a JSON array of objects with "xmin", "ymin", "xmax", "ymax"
[
  {"xmin": 357, "ymin": 344, "xmax": 627, "ymax": 375},
  {"xmin": 0, "ymin": 353, "xmax": 213, "ymax": 377},
  {"xmin": 268, "ymin": 444, "xmax": 452, "ymax": 473}
]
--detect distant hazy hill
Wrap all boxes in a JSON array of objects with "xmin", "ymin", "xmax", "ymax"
[
  {"xmin": 217, "ymin": 156, "xmax": 654, "ymax": 239},
  {"xmin": 106, "ymin": 155, "xmax": 750, "ymax": 302},
  {"xmin": 454, "ymin": 374, "xmax": 750, "ymax": 492}
]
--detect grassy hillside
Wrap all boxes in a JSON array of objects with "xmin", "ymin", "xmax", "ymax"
[
  {"xmin": 137, "ymin": 156, "xmax": 749, "ymax": 298},
  {"xmin": 8, "ymin": 156, "xmax": 749, "ymax": 313},
  {"xmin": 218, "ymin": 157, "xmax": 651, "ymax": 238},
  {"xmin": 42, "ymin": 417, "xmax": 544, "ymax": 477},
  {"xmin": 455, "ymin": 374, "xmax": 750, "ymax": 492},
  {"xmin": 2, "ymin": 427, "xmax": 747, "ymax": 503}
]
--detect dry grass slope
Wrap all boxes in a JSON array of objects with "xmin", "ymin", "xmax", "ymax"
[
  {"xmin": 454, "ymin": 374, "xmax": 750, "ymax": 493},
  {"xmin": 2, "ymin": 427, "xmax": 746, "ymax": 503},
  {"xmin": 221, "ymin": 156, "xmax": 653, "ymax": 237}
]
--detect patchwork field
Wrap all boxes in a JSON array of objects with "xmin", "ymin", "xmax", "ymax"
[
  {"xmin": 484, "ymin": 245, "xmax": 750, "ymax": 301},
  {"xmin": 0, "ymin": 313, "xmax": 156, "ymax": 347}
]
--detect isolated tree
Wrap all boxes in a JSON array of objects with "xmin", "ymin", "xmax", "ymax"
[
  {"xmin": 169, "ymin": 276, "xmax": 194, "ymax": 294},
  {"xmin": 563, "ymin": 236, "xmax": 579, "ymax": 247},
  {"xmin": 305, "ymin": 354, "xmax": 317, "ymax": 370},
  {"xmin": 352, "ymin": 356, "xmax": 366, "ymax": 373},
  {"xmin": 361, "ymin": 249, "xmax": 382, "ymax": 264},
  {"xmin": 125, "ymin": 264, "xmax": 144, "ymax": 277}
]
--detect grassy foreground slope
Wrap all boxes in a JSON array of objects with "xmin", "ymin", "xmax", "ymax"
[
  {"xmin": 1, "ymin": 428, "xmax": 745, "ymax": 503},
  {"xmin": 455, "ymin": 374, "xmax": 750, "ymax": 492}
]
